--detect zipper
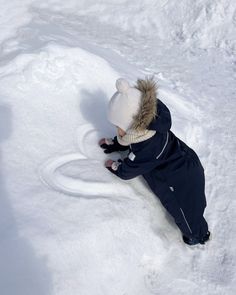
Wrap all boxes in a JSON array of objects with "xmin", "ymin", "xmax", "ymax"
[
  {"xmin": 156, "ymin": 131, "xmax": 169, "ymax": 160},
  {"xmin": 180, "ymin": 207, "xmax": 192, "ymax": 234}
]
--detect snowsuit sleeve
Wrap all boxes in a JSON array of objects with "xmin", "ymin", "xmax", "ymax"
[
  {"xmin": 112, "ymin": 136, "xmax": 130, "ymax": 151},
  {"xmin": 107, "ymin": 151, "xmax": 159, "ymax": 180}
]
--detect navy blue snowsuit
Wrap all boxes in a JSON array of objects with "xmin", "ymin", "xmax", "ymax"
[{"xmin": 108, "ymin": 100, "xmax": 208, "ymax": 240}]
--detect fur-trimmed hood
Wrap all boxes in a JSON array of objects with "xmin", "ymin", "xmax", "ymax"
[
  {"xmin": 132, "ymin": 77, "xmax": 172, "ymax": 133},
  {"xmin": 107, "ymin": 77, "xmax": 171, "ymax": 134},
  {"xmin": 131, "ymin": 77, "xmax": 157, "ymax": 130}
]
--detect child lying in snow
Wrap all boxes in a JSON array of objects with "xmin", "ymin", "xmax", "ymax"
[{"xmin": 99, "ymin": 78, "xmax": 210, "ymax": 246}]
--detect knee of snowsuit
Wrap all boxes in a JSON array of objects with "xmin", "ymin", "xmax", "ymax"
[{"xmin": 143, "ymin": 149, "xmax": 208, "ymax": 240}]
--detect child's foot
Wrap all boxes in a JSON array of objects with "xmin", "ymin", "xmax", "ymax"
[{"xmin": 183, "ymin": 231, "xmax": 211, "ymax": 246}]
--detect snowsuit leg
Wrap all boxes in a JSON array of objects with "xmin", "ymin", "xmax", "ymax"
[
  {"xmin": 144, "ymin": 174, "xmax": 196, "ymax": 237},
  {"xmin": 169, "ymin": 161, "xmax": 208, "ymax": 239},
  {"xmin": 143, "ymin": 153, "xmax": 208, "ymax": 240}
]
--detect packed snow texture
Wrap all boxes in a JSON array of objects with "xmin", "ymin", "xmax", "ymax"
[{"xmin": 0, "ymin": 1, "xmax": 236, "ymax": 295}]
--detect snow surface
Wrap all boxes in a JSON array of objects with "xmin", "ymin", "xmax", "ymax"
[{"xmin": 0, "ymin": 1, "xmax": 236, "ymax": 295}]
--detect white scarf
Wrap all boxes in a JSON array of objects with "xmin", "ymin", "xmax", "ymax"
[{"xmin": 117, "ymin": 129, "xmax": 156, "ymax": 146}]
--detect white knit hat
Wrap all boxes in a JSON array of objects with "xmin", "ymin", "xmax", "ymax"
[{"xmin": 107, "ymin": 78, "xmax": 142, "ymax": 131}]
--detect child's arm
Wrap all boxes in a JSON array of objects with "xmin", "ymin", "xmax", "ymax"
[
  {"xmin": 106, "ymin": 154, "xmax": 159, "ymax": 180},
  {"xmin": 99, "ymin": 136, "xmax": 129, "ymax": 154}
]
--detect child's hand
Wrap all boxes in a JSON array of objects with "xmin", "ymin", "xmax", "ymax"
[
  {"xmin": 99, "ymin": 138, "xmax": 115, "ymax": 154},
  {"xmin": 105, "ymin": 159, "xmax": 122, "ymax": 173},
  {"xmin": 105, "ymin": 159, "xmax": 114, "ymax": 167},
  {"xmin": 98, "ymin": 138, "xmax": 107, "ymax": 146},
  {"xmin": 99, "ymin": 137, "xmax": 129, "ymax": 154}
]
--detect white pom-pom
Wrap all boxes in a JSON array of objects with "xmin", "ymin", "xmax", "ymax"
[{"xmin": 116, "ymin": 78, "xmax": 130, "ymax": 93}]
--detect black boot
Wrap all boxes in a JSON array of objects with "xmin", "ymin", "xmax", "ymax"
[
  {"xmin": 199, "ymin": 231, "xmax": 211, "ymax": 244},
  {"xmin": 183, "ymin": 231, "xmax": 211, "ymax": 246}
]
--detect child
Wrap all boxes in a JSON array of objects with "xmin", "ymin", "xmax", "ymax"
[{"xmin": 99, "ymin": 77, "xmax": 210, "ymax": 246}]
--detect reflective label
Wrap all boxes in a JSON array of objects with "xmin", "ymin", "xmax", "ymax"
[{"xmin": 128, "ymin": 152, "xmax": 136, "ymax": 161}]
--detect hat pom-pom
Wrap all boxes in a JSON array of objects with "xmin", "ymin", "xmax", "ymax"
[{"xmin": 116, "ymin": 78, "xmax": 130, "ymax": 93}]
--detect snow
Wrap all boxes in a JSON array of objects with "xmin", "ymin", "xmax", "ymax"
[{"xmin": 0, "ymin": 1, "xmax": 236, "ymax": 295}]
